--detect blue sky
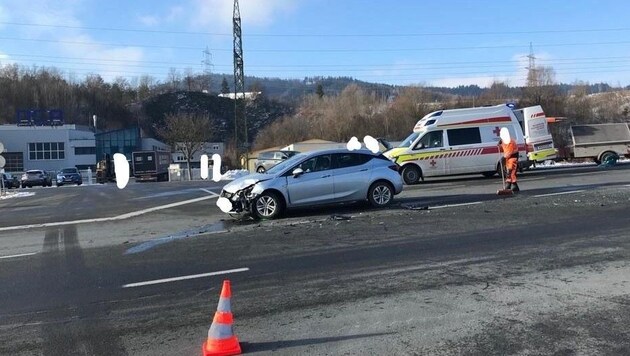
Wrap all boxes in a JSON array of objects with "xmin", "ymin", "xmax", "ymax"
[{"xmin": 1, "ymin": 0, "xmax": 630, "ymax": 88}]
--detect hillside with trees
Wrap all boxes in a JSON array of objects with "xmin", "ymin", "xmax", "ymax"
[{"xmin": 1, "ymin": 63, "xmax": 629, "ymax": 156}]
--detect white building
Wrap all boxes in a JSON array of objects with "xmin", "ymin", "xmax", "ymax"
[
  {"xmin": 0, "ymin": 124, "xmax": 96, "ymax": 173},
  {"xmin": 171, "ymin": 142, "xmax": 225, "ymax": 169}
]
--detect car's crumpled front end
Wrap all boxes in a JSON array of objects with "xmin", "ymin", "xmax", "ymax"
[{"xmin": 216, "ymin": 174, "xmax": 269, "ymax": 215}]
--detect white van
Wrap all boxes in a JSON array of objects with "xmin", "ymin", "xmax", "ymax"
[{"xmin": 384, "ymin": 104, "xmax": 535, "ymax": 185}]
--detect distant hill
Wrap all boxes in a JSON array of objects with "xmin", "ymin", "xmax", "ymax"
[
  {"xmin": 141, "ymin": 91, "xmax": 294, "ymax": 144},
  {"xmin": 203, "ymin": 73, "xmax": 625, "ymax": 103}
]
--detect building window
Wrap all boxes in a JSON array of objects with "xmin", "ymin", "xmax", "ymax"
[
  {"xmin": 75, "ymin": 147, "xmax": 96, "ymax": 155},
  {"xmin": 212, "ymin": 145, "xmax": 220, "ymax": 150},
  {"xmin": 2, "ymin": 152, "xmax": 24, "ymax": 172},
  {"xmin": 28, "ymin": 142, "xmax": 65, "ymax": 160}
]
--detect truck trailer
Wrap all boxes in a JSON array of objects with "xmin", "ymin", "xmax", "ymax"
[
  {"xmin": 132, "ymin": 150, "xmax": 171, "ymax": 182},
  {"xmin": 570, "ymin": 123, "xmax": 630, "ymax": 165}
]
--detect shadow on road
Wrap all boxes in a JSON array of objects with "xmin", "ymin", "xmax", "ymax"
[
  {"xmin": 40, "ymin": 225, "xmax": 127, "ymax": 356},
  {"xmin": 241, "ymin": 332, "xmax": 394, "ymax": 353}
]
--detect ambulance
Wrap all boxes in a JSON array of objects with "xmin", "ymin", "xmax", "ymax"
[{"xmin": 384, "ymin": 104, "xmax": 556, "ymax": 185}]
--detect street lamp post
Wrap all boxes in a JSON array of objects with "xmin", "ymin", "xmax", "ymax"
[{"xmin": 92, "ymin": 115, "xmax": 98, "ymax": 132}]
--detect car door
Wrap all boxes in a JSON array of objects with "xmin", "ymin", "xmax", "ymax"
[
  {"xmin": 412, "ymin": 130, "xmax": 446, "ymax": 177},
  {"xmin": 331, "ymin": 152, "xmax": 373, "ymax": 201},
  {"xmin": 285, "ymin": 154, "xmax": 335, "ymax": 206}
]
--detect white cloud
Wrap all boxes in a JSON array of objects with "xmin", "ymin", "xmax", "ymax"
[
  {"xmin": 138, "ymin": 15, "xmax": 160, "ymax": 27},
  {"xmin": 59, "ymin": 34, "xmax": 144, "ymax": 81},
  {"xmin": 1, "ymin": 0, "xmax": 145, "ymax": 81},
  {"xmin": 166, "ymin": 6, "xmax": 185, "ymax": 22},
  {"xmin": 190, "ymin": 0, "xmax": 295, "ymax": 32}
]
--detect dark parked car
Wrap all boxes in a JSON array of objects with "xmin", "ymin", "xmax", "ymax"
[
  {"xmin": 56, "ymin": 167, "xmax": 83, "ymax": 186},
  {"xmin": 2, "ymin": 173, "xmax": 20, "ymax": 189},
  {"xmin": 20, "ymin": 170, "xmax": 53, "ymax": 188},
  {"xmin": 254, "ymin": 150, "xmax": 300, "ymax": 173}
]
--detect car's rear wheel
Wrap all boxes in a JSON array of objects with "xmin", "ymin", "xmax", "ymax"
[
  {"xmin": 256, "ymin": 166, "xmax": 266, "ymax": 173},
  {"xmin": 368, "ymin": 181, "xmax": 394, "ymax": 207},
  {"xmin": 252, "ymin": 191, "xmax": 283, "ymax": 219}
]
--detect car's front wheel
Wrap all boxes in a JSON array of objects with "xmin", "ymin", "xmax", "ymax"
[
  {"xmin": 368, "ymin": 181, "xmax": 394, "ymax": 207},
  {"xmin": 252, "ymin": 191, "xmax": 283, "ymax": 219},
  {"xmin": 401, "ymin": 165, "xmax": 421, "ymax": 185}
]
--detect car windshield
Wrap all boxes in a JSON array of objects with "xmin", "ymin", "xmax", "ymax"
[
  {"xmin": 62, "ymin": 168, "xmax": 78, "ymax": 173},
  {"xmin": 398, "ymin": 132, "xmax": 420, "ymax": 148},
  {"xmin": 27, "ymin": 171, "xmax": 42, "ymax": 175},
  {"xmin": 265, "ymin": 152, "xmax": 308, "ymax": 175}
]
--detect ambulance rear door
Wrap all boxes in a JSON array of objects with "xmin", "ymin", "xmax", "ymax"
[{"xmin": 519, "ymin": 106, "xmax": 557, "ymax": 162}]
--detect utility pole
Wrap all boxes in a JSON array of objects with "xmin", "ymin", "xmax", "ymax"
[
  {"xmin": 526, "ymin": 42, "xmax": 538, "ymax": 87},
  {"xmin": 202, "ymin": 46, "xmax": 213, "ymax": 93},
  {"xmin": 233, "ymin": 0, "xmax": 247, "ymax": 168}
]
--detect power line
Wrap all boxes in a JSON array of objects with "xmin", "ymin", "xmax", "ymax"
[
  {"xmin": 3, "ymin": 21, "xmax": 630, "ymax": 38},
  {"xmin": 3, "ymin": 36, "xmax": 630, "ymax": 53},
  {"xmin": 4, "ymin": 52, "xmax": 630, "ymax": 69}
]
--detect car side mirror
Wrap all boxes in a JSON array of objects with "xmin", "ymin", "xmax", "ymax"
[{"xmin": 292, "ymin": 168, "xmax": 304, "ymax": 177}]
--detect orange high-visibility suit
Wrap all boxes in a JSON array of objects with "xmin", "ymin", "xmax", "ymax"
[{"xmin": 500, "ymin": 138, "xmax": 519, "ymax": 189}]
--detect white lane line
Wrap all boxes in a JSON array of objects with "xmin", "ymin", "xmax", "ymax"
[
  {"xmin": 431, "ymin": 201, "xmax": 482, "ymax": 209},
  {"xmin": 533, "ymin": 190, "xmax": 585, "ymax": 198},
  {"xmin": 200, "ymin": 188, "xmax": 219, "ymax": 197},
  {"xmin": 0, "ymin": 252, "xmax": 37, "ymax": 260},
  {"xmin": 0, "ymin": 195, "xmax": 218, "ymax": 232},
  {"xmin": 122, "ymin": 267, "xmax": 250, "ymax": 288}
]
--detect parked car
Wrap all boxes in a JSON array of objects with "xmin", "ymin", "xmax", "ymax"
[
  {"xmin": 217, "ymin": 148, "xmax": 403, "ymax": 219},
  {"xmin": 1, "ymin": 173, "xmax": 20, "ymax": 189},
  {"xmin": 253, "ymin": 150, "xmax": 300, "ymax": 173},
  {"xmin": 56, "ymin": 167, "xmax": 83, "ymax": 186},
  {"xmin": 20, "ymin": 170, "xmax": 53, "ymax": 188}
]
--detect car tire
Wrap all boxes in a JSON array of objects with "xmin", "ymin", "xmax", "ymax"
[
  {"xmin": 256, "ymin": 166, "xmax": 266, "ymax": 173},
  {"xmin": 77, "ymin": 182, "xmax": 82, "ymax": 186},
  {"xmin": 600, "ymin": 151, "xmax": 618, "ymax": 165},
  {"xmin": 56, "ymin": 183, "xmax": 63, "ymax": 187},
  {"xmin": 252, "ymin": 191, "xmax": 283, "ymax": 220},
  {"xmin": 368, "ymin": 181, "xmax": 394, "ymax": 208},
  {"xmin": 401, "ymin": 165, "xmax": 421, "ymax": 185}
]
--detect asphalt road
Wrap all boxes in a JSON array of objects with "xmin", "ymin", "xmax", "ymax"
[{"xmin": 0, "ymin": 162, "xmax": 629, "ymax": 355}]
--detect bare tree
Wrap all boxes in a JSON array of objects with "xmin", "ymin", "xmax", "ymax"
[{"xmin": 158, "ymin": 112, "xmax": 214, "ymax": 180}]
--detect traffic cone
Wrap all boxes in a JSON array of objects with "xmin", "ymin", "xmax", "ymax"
[{"xmin": 202, "ymin": 280, "xmax": 242, "ymax": 356}]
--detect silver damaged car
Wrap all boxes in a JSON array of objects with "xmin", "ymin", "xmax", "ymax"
[{"xmin": 216, "ymin": 148, "xmax": 404, "ymax": 219}]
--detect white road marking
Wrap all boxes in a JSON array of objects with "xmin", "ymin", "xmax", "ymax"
[
  {"xmin": 0, "ymin": 195, "xmax": 218, "ymax": 232},
  {"xmin": 122, "ymin": 267, "xmax": 250, "ymax": 288},
  {"xmin": 199, "ymin": 188, "xmax": 219, "ymax": 196},
  {"xmin": 0, "ymin": 252, "xmax": 37, "ymax": 260},
  {"xmin": 533, "ymin": 190, "xmax": 585, "ymax": 198},
  {"xmin": 430, "ymin": 201, "xmax": 482, "ymax": 209}
]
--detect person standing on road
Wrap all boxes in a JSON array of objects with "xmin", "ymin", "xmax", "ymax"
[{"xmin": 498, "ymin": 127, "xmax": 520, "ymax": 192}]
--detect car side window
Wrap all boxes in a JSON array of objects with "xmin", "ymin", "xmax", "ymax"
[
  {"xmin": 414, "ymin": 131, "xmax": 443, "ymax": 149},
  {"xmin": 334, "ymin": 153, "xmax": 371, "ymax": 168},
  {"xmin": 296, "ymin": 154, "xmax": 332, "ymax": 173}
]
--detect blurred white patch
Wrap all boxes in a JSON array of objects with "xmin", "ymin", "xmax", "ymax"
[
  {"xmin": 500, "ymin": 127, "xmax": 511, "ymax": 143},
  {"xmin": 113, "ymin": 153, "xmax": 129, "ymax": 189},
  {"xmin": 200, "ymin": 154, "xmax": 209, "ymax": 179},
  {"xmin": 363, "ymin": 135, "xmax": 380, "ymax": 153},
  {"xmin": 346, "ymin": 136, "xmax": 361, "ymax": 151},
  {"xmin": 216, "ymin": 197, "xmax": 233, "ymax": 213},
  {"xmin": 212, "ymin": 154, "xmax": 222, "ymax": 182}
]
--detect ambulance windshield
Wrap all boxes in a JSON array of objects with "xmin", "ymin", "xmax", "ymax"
[{"xmin": 398, "ymin": 132, "xmax": 420, "ymax": 148}]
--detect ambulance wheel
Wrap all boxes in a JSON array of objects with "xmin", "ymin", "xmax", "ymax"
[{"xmin": 401, "ymin": 165, "xmax": 421, "ymax": 185}]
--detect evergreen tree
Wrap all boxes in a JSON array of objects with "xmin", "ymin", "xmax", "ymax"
[{"xmin": 221, "ymin": 77, "xmax": 230, "ymax": 94}]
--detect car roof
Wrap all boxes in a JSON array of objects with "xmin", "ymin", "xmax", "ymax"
[
  {"xmin": 301, "ymin": 148, "xmax": 380, "ymax": 157},
  {"xmin": 26, "ymin": 169, "xmax": 43, "ymax": 173}
]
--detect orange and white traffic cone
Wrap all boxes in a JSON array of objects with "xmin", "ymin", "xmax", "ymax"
[{"xmin": 202, "ymin": 280, "xmax": 242, "ymax": 356}]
